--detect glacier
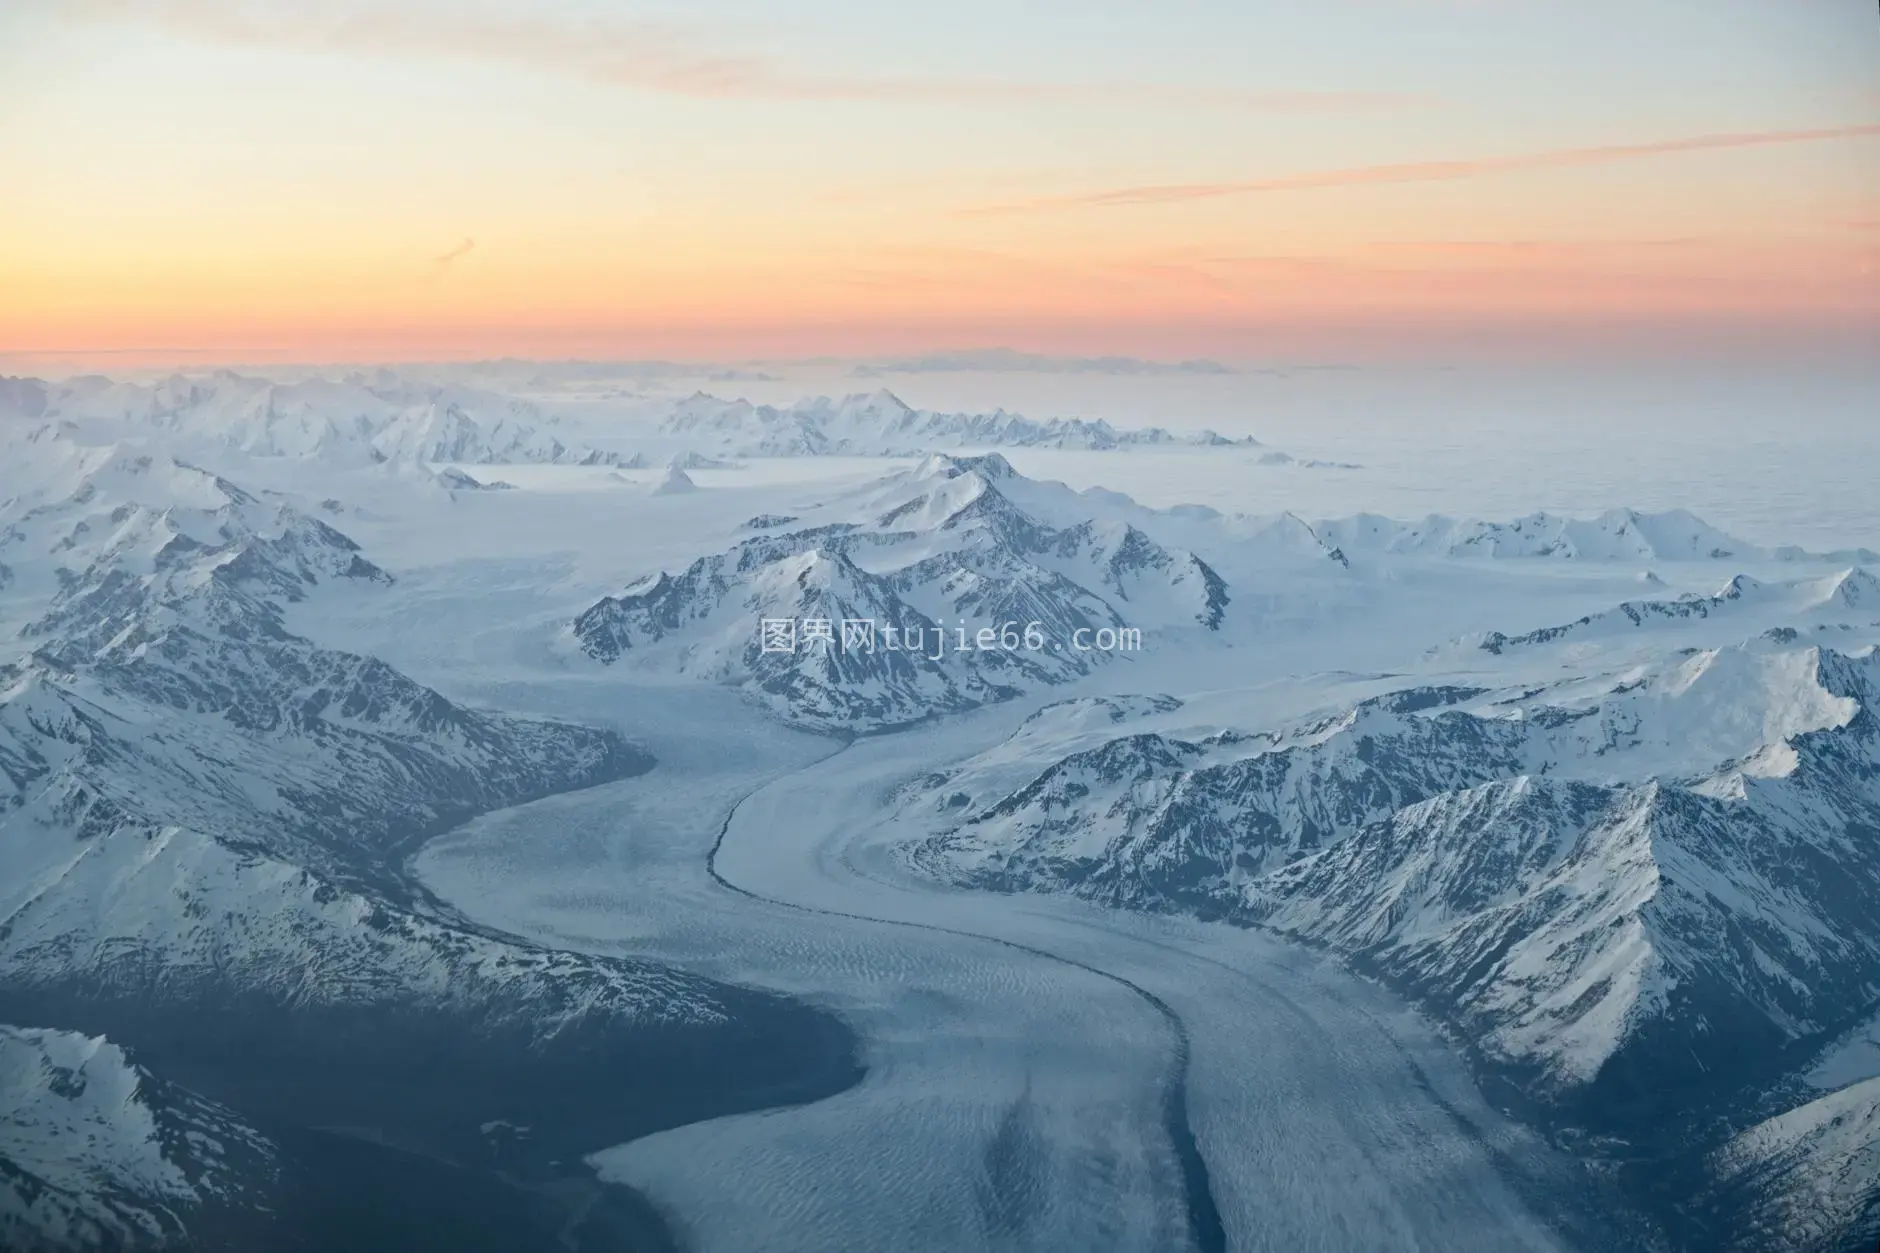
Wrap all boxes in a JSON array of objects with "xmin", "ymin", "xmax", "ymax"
[{"xmin": 3, "ymin": 362, "xmax": 1877, "ymax": 1252}]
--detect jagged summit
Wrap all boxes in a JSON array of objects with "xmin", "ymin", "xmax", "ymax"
[
  {"xmin": 1814, "ymin": 566, "xmax": 1880, "ymax": 610},
  {"xmin": 810, "ymin": 387, "xmax": 915, "ymax": 420},
  {"xmin": 916, "ymin": 451, "xmax": 1018, "ymax": 482},
  {"xmin": 652, "ymin": 464, "xmax": 699, "ymax": 495},
  {"xmin": 573, "ymin": 457, "xmax": 1229, "ymax": 731}
]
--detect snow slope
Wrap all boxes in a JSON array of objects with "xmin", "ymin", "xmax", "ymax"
[
  {"xmin": 1711, "ymin": 1078, "xmax": 1880, "ymax": 1253},
  {"xmin": 0, "ymin": 1025, "xmax": 275, "ymax": 1253}
]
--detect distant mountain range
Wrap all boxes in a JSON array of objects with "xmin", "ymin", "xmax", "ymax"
[
  {"xmin": 846, "ymin": 349, "xmax": 1237, "ymax": 376},
  {"xmin": 654, "ymin": 388, "xmax": 1258, "ymax": 456},
  {"xmin": 2, "ymin": 371, "xmax": 1280, "ymax": 464},
  {"xmin": 1315, "ymin": 509, "xmax": 1880, "ymax": 565},
  {"xmin": 0, "ymin": 371, "xmax": 622, "ymax": 467}
]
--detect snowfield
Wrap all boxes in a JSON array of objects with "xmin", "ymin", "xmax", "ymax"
[{"xmin": 3, "ymin": 362, "xmax": 1877, "ymax": 1251}]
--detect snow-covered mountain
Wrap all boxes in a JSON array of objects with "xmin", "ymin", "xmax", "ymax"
[
  {"xmin": 1313, "ymin": 508, "xmax": 1880, "ymax": 565},
  {"xmin": 914, "ymin": 642, "xmax": 1880, "ymax": 1102},
  {"xmin": 651, "ymin": 464, "xmax": 699, "ymax": 495},
  {"xmin": 7, "ymin": 372, "xmax": 1875, "ymax": 1249},
  {"xmin": 0, "ymin": 440, "xmax": 651, "ymax": 896},
  {"xmin": 1244, "ymin": 659, "xmax": 1879, "ymax": 1088},
  {"xmin": 573, "ymin": 454, "xmax": 1229, "ymax": 731},
  {"xmin": 0, "ymin": 1025, "xmax": 276, "ymax": 1253},
  {"xmin": 655, "ymin": 388, "xmax": 1256, "ymax": 456},
  {"xmin": 900, "ymin": 613, "xmax": 1880, "ymax": 1250},
  {"xmin": 1314, "ymin": 507, "xmax": 1750, "ymax": 561},
  {"xmin": 431, "ymin": 465, "xmax": 516, "ymax": 493},
  {"xmin": 1710, "ymin": 1077, "xmax": 1880, "ymax": 1253},
  {"xmin": 1466, "ymin": 568, "xmax": 1880, "ymax": 657},
  {"xmin": 0, "ymin": 439, "xmax": 866, "ymax": 1247},
  {"xmin": 667, "ymin": 450, "xmax": 741, "ymax": 470},
  {"xmin": 0, "ymin": 441, "xmax": 391, "ymax": 650},
  {"xmin": 6, "ymin": 372, "xmax": 1279, "ymax": 468},
  {"xmin": 0, "ymin": 372, "xmax": 621, "ymax": 468},
  {"xmin": 0, "ymin": 444, "xmax": 693, "ymax": 1017}
]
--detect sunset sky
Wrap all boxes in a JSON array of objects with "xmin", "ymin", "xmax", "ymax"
[{"xmin": 2, "ymin": 0, "xmax": 1876, "ymax": 366}]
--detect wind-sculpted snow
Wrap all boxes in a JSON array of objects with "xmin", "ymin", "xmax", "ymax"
[
  {"xmin": 574, "ymin": 455, "xmax": 1229, "ymax": 731},
  {"xmin": 656, "ymin": 388, "xmax": 1257, "ymax": 456},
  {"xmin": 0, "ymin": 1024, "xmax": 276, "ymax": 1252}
]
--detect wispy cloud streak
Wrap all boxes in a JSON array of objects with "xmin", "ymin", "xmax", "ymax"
[
  {"xmin": 433, "ymin": 237, "xmax": 476, "ymax": 269},
  {"xmin": 59, "ymin": 0, "xmax": 1421, "ymax": 111},
  {"xmin": 963, "ymin": 124, "xmax": 1880, "ymax": 215}
]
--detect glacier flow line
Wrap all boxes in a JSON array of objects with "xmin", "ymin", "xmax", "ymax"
[{"xmin": 705, "ymin": 741, "xmax": 1228, "ymax": 1253}]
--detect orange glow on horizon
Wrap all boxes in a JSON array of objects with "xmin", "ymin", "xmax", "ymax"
[
  {"xmin": 3, "ymin": 3, "xmax": 1876, "ymax": 371},
  {"xmin": 6, "ymin": 224, "xmax": 1873, "ymax": 369}
]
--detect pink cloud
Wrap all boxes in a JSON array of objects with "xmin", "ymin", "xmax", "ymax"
[{"xmin": 964, "ymin": 124, "xmax": 1880, "ymax": 215}]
